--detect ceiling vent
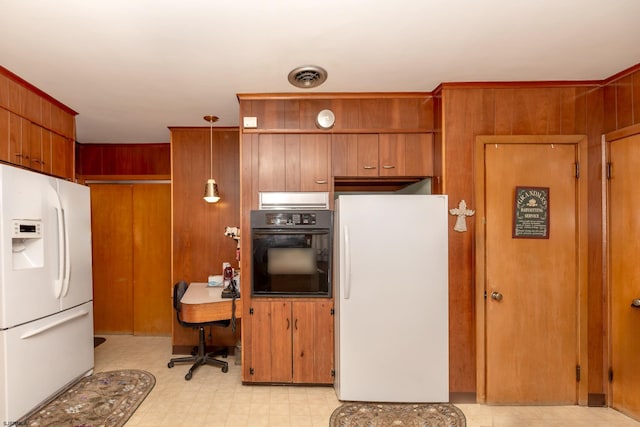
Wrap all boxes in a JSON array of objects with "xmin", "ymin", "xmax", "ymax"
[{"xmin": 288, "ymin": 65, "xmax": 328, "ymax": 89}]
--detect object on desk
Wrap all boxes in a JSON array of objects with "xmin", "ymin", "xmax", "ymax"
[
  {"xmin": 207, "ymin": 275, "xmax": 223, "ymax": 287},
  {"xmin": 221, "ymin": 279, "xmax": 239, "ymax": 299}
]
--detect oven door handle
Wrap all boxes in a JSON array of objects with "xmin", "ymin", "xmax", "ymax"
[
  {"xmin": 253, "ymin": 229, "xmax": 329, "ymax": 235},
  {"xmin": 344, "ymin": 225, "xmax": 351, "ymax": 299}
]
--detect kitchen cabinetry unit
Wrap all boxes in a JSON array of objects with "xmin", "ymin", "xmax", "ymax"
[
  {"xmin": 247, "ymin": 299, "xmax": 334, "ymax": 384},
  {"xmin": 332, "ymin": 133, "xmax": 433, "ymax": 177},
  {"xmin": 0, "ymin": 67, "xmax": 76, "ymax": 179},
  {"xmin": 257, "ymin": 134, "xmax": 330, "ymax": 192}
]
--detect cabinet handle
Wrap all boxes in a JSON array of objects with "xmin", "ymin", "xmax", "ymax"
[
  {"xmin": 15, "ymin": 153, "xmax": 23, "ymax": 158},
  {"xmin": 294, "ymin": 319, "xmax": 298, "ymax": 330},
  {"xmin": 315, "ymin": 180, "xmax": 327, "ymax": 184},
  {"xmin": 286, "ymin": 318, "xmax": 290, "ymax": 330},
  {"xmin": 31, "ymin": 159, "xmax": 42, "ymax": 164},
  {"xmin": 363, "ymin": 165, "xmax": 376, "ymax": 170},
  {"xmin": 382, "ymin": 165, "xmax": 395, "ymax": 169}
]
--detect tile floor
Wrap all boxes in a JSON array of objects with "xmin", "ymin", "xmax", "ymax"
[{"xmin": 94, "ymin": 334, "xmax": 640, "ymax": 427}]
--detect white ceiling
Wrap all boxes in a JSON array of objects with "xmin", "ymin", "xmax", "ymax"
[{"xmin": 1, "ymin": 0, "xmax": 639, "ymax": 144}]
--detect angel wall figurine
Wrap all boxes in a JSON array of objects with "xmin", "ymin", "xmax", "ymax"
[{"xmin": 449, "ymin": 200, "xmax": 475, "ymax": 232}]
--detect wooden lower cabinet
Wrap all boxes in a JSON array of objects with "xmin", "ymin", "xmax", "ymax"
[{"xmin": 247, "ymin": 299, "xmax": 334, "ymax": 384}]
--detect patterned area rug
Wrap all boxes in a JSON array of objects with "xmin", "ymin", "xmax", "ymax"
[
  {"xmin": 330, "ymin": 402, "xmax": 466, "ymax": 426},
  {"xmin": 19, "ymin": 369, "xmax": 155, "ymax": 427}
]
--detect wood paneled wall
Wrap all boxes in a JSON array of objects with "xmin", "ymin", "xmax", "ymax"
[
  {"xmin": 170, "ymin": 127, "xmax": 241, "ymax": 350},
  {"xmin": 603, "ymin": 64, "xmax": 640, "ymax": 133},
  {"xmin": 435, "ymin": 83, "xmax": 605, "ymax": 397},
  {"xmin": 76, "ymin": 142, "xmax": 170, "ymax": 177}
]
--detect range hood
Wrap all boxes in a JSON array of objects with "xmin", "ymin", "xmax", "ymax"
[{"xmin": 258, "ymin": 192, "xmax": 330, "ymax": 210}]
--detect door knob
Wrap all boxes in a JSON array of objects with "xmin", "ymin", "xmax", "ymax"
[
  {"xmin": 491, "ymin": 291, "xmax": 503, "ymax": 301},
  {"xmin": 631, "ymin": 299, "xmax": 640, "ymax": 308}
]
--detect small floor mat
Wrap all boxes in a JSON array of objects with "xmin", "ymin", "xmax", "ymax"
[
  {"xmin": 330, "ymin": 402, "xmax": 466, "ymax": 426},
  {"xmin": 19, "ymin": 369, "xmax": 155, "ymax": 427}
]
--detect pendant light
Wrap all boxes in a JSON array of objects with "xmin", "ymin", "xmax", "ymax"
[{"xmin": 203, "ymin": 115, "xmax": 220, "ymax": 203}]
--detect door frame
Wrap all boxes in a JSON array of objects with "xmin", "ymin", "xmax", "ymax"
[
  {"xmin": 474, "ymin": 134, "xmax": 589, "ymax": 404},
  {"xmin": 604, "ymin": 123, "xmax": 640, "ymax": 407}
]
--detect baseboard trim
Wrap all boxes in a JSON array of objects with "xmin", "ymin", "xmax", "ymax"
[
  {"xmin": 588, "ymin": 393, "xmax": 606, "ymax": 407},
  {"xmin": 449, "ymin": 392, "xmax": 477, "ymax": 403}
]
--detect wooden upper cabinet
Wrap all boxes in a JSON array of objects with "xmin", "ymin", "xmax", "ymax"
[
  {"xmin": 298, "ymin": 134, "xmax": 330, "ymax": 191},
  {"xmin": 257, "ymin": 133, "xmax": 330, "ymax": 192},
  {"xmin": 332, "ymin": 133, "xmax": 433, "ymax": 178},
  {"xmin": 0, "ymin": 69, "xmax": 76, "ymax": 177},
  {"xmin": 51, "ymin": 133, "xmax": 74, "ymax": 180},
  {"xmin": 379, "ymin": 133, "xmax": 434, "ymax": 177},
  {"xmin": 0, "ymin": 109, "xmax": 8, "ymax": 162}
]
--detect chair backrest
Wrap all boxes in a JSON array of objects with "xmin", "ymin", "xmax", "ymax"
[{"xmin": 173, "ymin": 281, "xmax": 189, "ymax": 324}]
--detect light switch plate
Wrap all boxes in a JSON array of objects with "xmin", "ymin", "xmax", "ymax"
[{"xmin": 243, "ymin": 116, "xmax": 257, "ymax": 128}]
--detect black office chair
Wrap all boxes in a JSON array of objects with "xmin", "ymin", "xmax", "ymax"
[{"xmin": 167, "ymin": 281, "xmax": 230, "ymax": 380}]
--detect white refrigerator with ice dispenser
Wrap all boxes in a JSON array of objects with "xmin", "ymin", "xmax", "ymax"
[
  {"xmin": 0, "ymin": 164, "xmax": 94, "ymax": 425},
  {"xmin": 334, "ymin": 194, "xmax": 449, "ymax": 402}
]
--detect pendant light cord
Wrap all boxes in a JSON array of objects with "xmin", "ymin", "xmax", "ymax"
[{"xmin": 209, "ymin": 120, "xmax": 213, "ymax": 179}]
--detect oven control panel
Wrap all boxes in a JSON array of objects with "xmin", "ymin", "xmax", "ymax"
[{"xmin": 265, "ymin": 212, "xmax": 316, "ymax": 226}]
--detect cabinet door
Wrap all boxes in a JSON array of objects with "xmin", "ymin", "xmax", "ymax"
[
  {"xmin": 9, "ymin": 113, "xmax": 23, "ymax": 165},
  {"xmin": 332, "ymin": 134, "xmax": 358, "ymax": 177},
  {"xmin": 40, "ymin": 129, "xmax": 53, "ymax": 175},
  {"xmin": 248, "ymin": 300, "xmax": 293, "ymax": 382},
  {"xmin": 356, "ymin": 134, "xmax": 379, "ymax": 176},
  {"xmin": 27, "ymin": 122, "xmax": 43, "ymax": 171},
  {"xmin": 292, "ymin": 300, "xmax": 334, "ymax": 384},
  {"xmin": 257, "ymin": 134, "xmax": 286, "ymax": 191},
  {"xmin": 299, "ymin": 134, "xmax": 330, "ymax": 191},
  {"xmin": 51, "ymin": 134, "xmax": 74, "ymax": 180},
  {"xmin": 405, "ymin": 133, "xmax": 433, "ymax": 176},
  {"xmin": 0, "ymin": 109, "xmax": 8, "ymax": 162},
  {"xmin": 378, "ymin": 134, "xmax": 405, "ymax": 176}
]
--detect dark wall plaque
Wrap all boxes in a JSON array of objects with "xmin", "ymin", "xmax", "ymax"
[{"xmin": 513, "ymin": 186, "xmax": 549, "ymax": 239}]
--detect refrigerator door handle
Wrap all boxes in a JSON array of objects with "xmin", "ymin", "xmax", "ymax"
[
  {"xmin": 61, "ymin": 206, "xmax": 71, "ymax": 297},
  {"xmin": 19, "ymin": 309, "xmax": 90, "ymax": 339},
  {"xmin": 52, "ymin": 186, "xmax": 66, "ymax": 299},
  {"xmin": 344, "ymin": 225, "xmax": 351, "ymax": 299}
]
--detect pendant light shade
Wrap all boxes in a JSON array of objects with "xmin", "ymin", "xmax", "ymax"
[
  {"xmin": 204, "ymin": 178, "xmax": 220, "ymax": 203},
  {"xmin": 203, "ymin": 115, "xmax": 220, "ymax": 203}
]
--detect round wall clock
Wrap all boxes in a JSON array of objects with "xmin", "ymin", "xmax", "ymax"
[{"xmin": 316, "ymin": 109, "xmax": 335, "ymax": 129}]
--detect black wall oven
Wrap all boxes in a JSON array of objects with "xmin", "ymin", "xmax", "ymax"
[{"xmin": 250, "ymin": 210, "xmax": 333, "ymax": 297}]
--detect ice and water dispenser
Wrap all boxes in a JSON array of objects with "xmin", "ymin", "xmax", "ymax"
[{"xmin": 11, "ymin": 219, "xmax": 44, "ymax": 270}]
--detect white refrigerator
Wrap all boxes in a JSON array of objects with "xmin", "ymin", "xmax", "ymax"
[
  {"xmin": 334, "ymin": 194, "xmax": 449, "ymax": 402},
  {"xmin": 0, "ymin": 164, "xmax": 94, "ymax": 425}
]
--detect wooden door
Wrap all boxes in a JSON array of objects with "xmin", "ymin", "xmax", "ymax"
[
  {"xmin": 293, "ymin": 300, "xmax": 334, "ymax": 384},
  {"xmin": 9, "ymin": 113, "xmax": 23, "ymax": 166},
  {"xmin": 247, "ymin": 300, "xmax": 272, "ymax": 382},
  {"xmin": 299, "ymin": 134, "xmax": 330, "ymax": 191},
  {"xmin": 270, "ymin": 301, "xmax": 293, "ymax": 382},
  {"xmin": 608, "ymin": 133, "xmax": 640, "ymax": 419},
  {"xmin": 480, "ymin": 140, "xmax": 581, "ymax": 404},
  {"xmin": 132, "ymin": 184, "xmax": 172, "ymax": 335},
  {"xmin": 91, "ymin": 184, "xmax": 134, "ymax": 333}
]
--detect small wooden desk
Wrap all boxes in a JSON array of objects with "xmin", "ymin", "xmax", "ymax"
[{"xmin": 180, "ymin": 282, "xmax": 242, "ymax": 323}]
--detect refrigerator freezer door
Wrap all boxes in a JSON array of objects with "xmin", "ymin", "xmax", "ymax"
[
  {"xmin": 335, "ymin": 194, "xmax": 449, "ymax": 402},
  {"xmin": 56, "ymin": 179, "xmax": 93, "ymax": 309},
  {"xmin": 0, "ymin": 302, "xmax": 94, "ymax": 425},
  {"xmin": 0, "ymin": 166, "xmax": 60, "ymax": 328}
]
